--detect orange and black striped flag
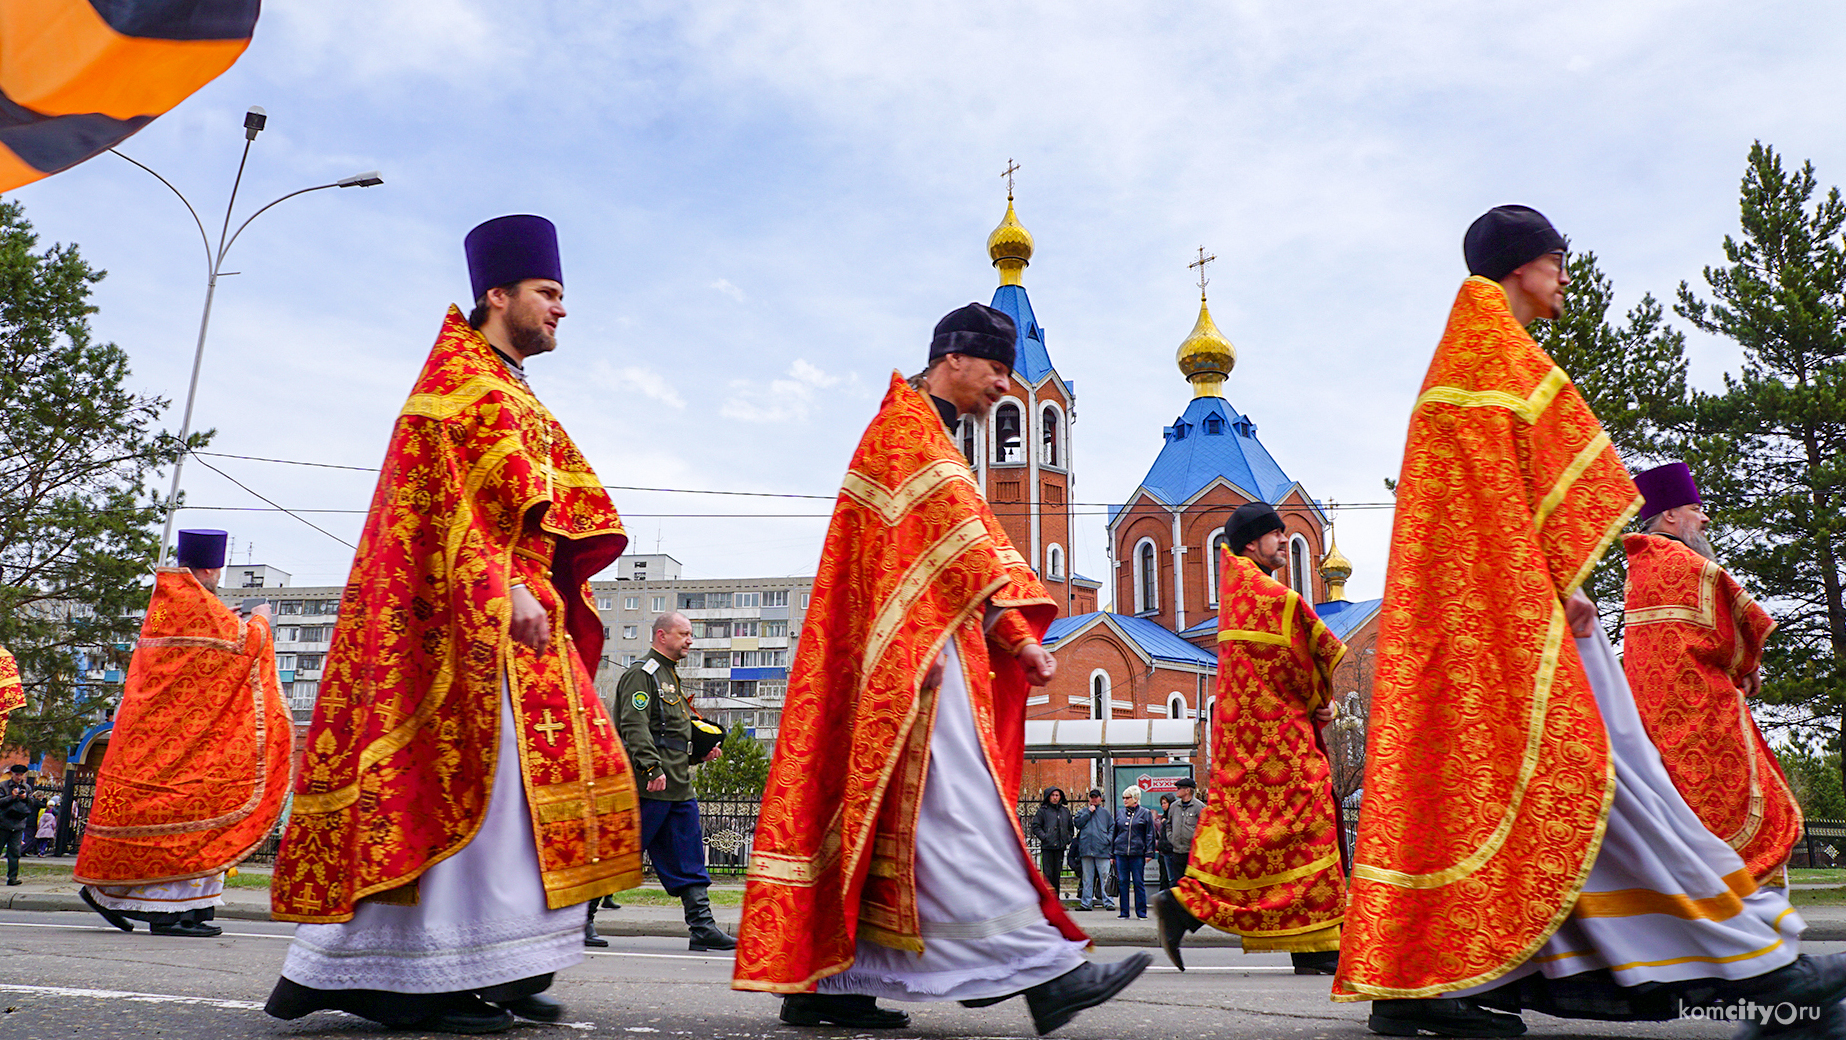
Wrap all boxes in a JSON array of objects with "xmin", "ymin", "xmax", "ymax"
[{"xmin": 0, "ymin": 0, "xmax": 259, "ymax": 192}]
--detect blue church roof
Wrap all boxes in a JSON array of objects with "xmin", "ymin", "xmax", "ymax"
[
  {"xmin": 989, "ymin": 284, "xmax": 1059, "ymax": 386},
  {"xmin": 1178, "ymin": 597, "xmax": 1381, "ymax": 643},
  {"xmin": 1109, "ymin": 395, "xmax": 1305, "ymax": 523},
  {"xmin": 1314, "ymin": 597, "xmax": 1384, "ymax": 642},
  {"xmin": 1044, "ymin": 611, "xmax": 1217, "ymax": 668}
]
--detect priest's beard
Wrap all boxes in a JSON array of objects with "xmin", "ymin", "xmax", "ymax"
[
  {"xmin": 1681, "ymin": 526, "xmax": 1717, "ymax": 561},
  {"xmin": 507, "ymin": 312, "xmax": 555, "ymax": 359}
]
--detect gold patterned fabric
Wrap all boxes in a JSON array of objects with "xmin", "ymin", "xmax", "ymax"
[
  {"xmin": 73, "ymin": 568, "xmax": 291, "ymax": 886},
  {"xmin": 0, "ymin": 646, "xmax": 21, "ymax": 746},
  {"xmin": 270, "ymin": 308, "xmax": 640, "ymax": 923},
  {"xmin": 1333, "ymin": 277, "xmax": 1642, "ymax": 1001},
  {"xmin": 732, "ymin": 373, "xmax": 1082, "ymax": 994},
  {"xmin": 1174, "ymin": 552, "xmax": 1347, "ymax": 951},
  {"xmin": 1623, "ymin": 533, "xmax": 1797, "ymax": 884}
]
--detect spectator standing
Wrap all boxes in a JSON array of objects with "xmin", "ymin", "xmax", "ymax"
[
  {"xmin": 1165, "ymin": 778, "xmax": 1203, "ymax": 888},
  {"xmin": 1112, "ymin": 787, "xmax": 1155, "ymax": 919},
  {"xmin": 1030, "ymin": 787, "xmax": 1074, "ymax": 898},
  {"xmin": 1071, "ymin": 789, "xmax": 1116, "ymax": 912},
  {"xmin": 1, "ymin": 764, "xmax": 44, "ymax": 885},
  {"xmin": 33, "ymin": 798, "xmax": 58, "ymax": 855},
  {"xmin": 1154, "ymin": 795, "xmax": 1176, "ymax": 889}
]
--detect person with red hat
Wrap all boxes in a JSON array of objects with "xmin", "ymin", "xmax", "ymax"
[
  {"xmin": 1623, "ymin": 462, "xmax": 1799, "ymax": 887},
  {"xmin": 74, "ymin": 529, "xmax": 291, "ymax": 938},
  {"xmin": 264, "ymin": 216, "xmax": 641, "ymax": 1034}
]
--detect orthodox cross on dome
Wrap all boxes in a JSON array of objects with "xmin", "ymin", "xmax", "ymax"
[
  {"xmin": 1190, "ymin": 246, "xmax": 1216, "ymax": 299},
  {"xmin": 1001, "ymin": 158, "xmax": 1021, "ymax": 200}
]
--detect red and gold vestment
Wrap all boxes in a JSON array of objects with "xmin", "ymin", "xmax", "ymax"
[
  {"xmin": 0, "ymin": 646, "xmax": 21, "ymax": 745},
  {"xmin": 1175, "ymin": 551, "xmax": 1347, "ymax": 951},
  {"xmin": 1622, "ymin": 532, "xmax": 1795, "ymax": 884},
  {"xmin": 1333, "ymin": 277, "xmax": 1642, "ymax": 1001},
  {"xmin": 270, "ymin": 308, "xmax": 640, "ymax": 923},
  {"xmin": 73, "ymin": 568, "xmax": 291, "ymax": 886},
  {"xmin": 732, "ymin": 373, "xmax": 1083, "ymax": 994}
]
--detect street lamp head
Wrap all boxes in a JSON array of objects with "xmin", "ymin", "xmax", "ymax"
[
  {"xmin": 337, "ymin": 171, "xmax": 384, "ymax": 188},
  {"xmin": 244, "ymin": 106, "xmax": 267, "ymax": 141}
]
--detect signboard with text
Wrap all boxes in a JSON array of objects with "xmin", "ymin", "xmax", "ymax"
[{"xmin": 1110, "ymin": 763, "xmax": 1193, "ymax": 801}]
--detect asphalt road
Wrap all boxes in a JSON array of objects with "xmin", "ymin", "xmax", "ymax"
[{"xmin": 1, "ymin": 909, "xmax": 1814, "ymax": 1039}]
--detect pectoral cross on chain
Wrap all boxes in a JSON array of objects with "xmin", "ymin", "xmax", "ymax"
[
  {"xmin": 534, "ymin": 708, "xmax": 567, "ymax": 747},
  {"xmin": 1190, "ymin": 246, "xmax": 1216, "ymax": 299}
]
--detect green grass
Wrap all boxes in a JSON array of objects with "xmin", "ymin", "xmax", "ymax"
[
  {"xmin": 1789, "ymin": 868, "xmax": 1846, "ymax": 885},
  {"xmin": 1791, "ymin": 886, "xmax": 1846, "ymax": 906},
  {"xmin": 603, "ymin": 886, "xmax": 744, "ymax": 907}
]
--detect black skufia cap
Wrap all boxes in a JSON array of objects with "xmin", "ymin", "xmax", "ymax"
[
  {"xmin": 930, "ymin": 303, "xmax": 1016, "ymax": 370},
  {"xmin": 1225, "ymin": 502, "xmax": 1285, "ymax": 553},
  {"xmin": 1464, "ymin": 205, "xmax": 1566, "ymax": 281}
]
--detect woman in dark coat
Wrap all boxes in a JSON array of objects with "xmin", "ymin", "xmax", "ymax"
[
  {"xmin": 1029, "ymin": 787, "xmax": 1074, "ymax": 898},
  {"xmin": 1111, "ymin": 786, "xmax": 1156, "ymax": 919}
]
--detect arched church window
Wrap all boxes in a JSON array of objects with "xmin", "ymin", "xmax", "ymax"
[
  {"xmin": 958, "ymin": 417, "xmax": 977, "ymax": 466},
  {"xmin": 1046, "ymin": 544, "xmax": 1064, "ymax": 580},
  {"xmin": 1091, "ymin": 671, "xmax": 1110, "ymax": 719},
  {"xmin": 994, "ymin": 403, "xmax": 1022, "ymax": 464},
  {"xmin": 1167, "ymin": 692, "xmax": 1187, "ymax": 719},
  {"xmin": 1042, "ymin": 405, "xmax": 1060, "ymax": 467},
  {"xmin": 1207, "ymin": 531, "xmax": 1231, "ymax": 606},
  {"xmin": 1136, "ymin": 538, "xmax": 1158, "ymax": 613},
  {"xmin": 1290, "ymin": 534, "xmax": 1311, "ymax": 600}
]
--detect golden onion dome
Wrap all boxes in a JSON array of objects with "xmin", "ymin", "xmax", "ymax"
[
  {"xmin": 1320, "ymin": 530, "xmax": 1353, "ymax": 602},
  {"xmin": 987, "ymin": 198, "xmax": 1034, "ymax": 286},
  {"xmin": 1176, "ymin": 296, "xmax": 1237, "ymax": 398}
]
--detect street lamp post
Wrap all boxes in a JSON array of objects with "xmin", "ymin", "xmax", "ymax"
[{"xmin": 113, "ymin": 105, "xmax": 384, "ymax": 565}]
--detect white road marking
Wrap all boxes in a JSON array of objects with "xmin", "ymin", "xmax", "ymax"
[
  {"xmin": 0, "ymin": 983, "xmax": 264, "ymax": 1011},
  {"xmin": 584, "ymin": 949, "xmax": 734, "ymax": 962}
]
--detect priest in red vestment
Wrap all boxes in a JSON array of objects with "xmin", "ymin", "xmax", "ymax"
[
  {"xmin": 0, "ymin": 647, "xmax": 21, "ymax": 748},
  {"xmin": 733, "ymin": 304, "xmax": 1149, "ymax": 1036},
  {"xmin": 75, "ymin": 529, "xmax": 291, "ymax": 938},
  {"xmin": 265, "ymin": 216, "xmax": 640, "ymax": 1035},
  {"xmin": 1339, "ymin": 206, "xmax": 1844, "ymax": 1039},
  {"xmin": 1624, "ymin": 462, "xmax": 1799, "ymax": 886},
  {"xmin": 1152, "ymin": 503, "xmax": 1347, "ymax": 976}
]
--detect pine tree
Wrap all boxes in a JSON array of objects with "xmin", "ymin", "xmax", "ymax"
[
  {"xmin": 694, "ymin": 729, "xmax": 772, "ymax": 802},
  {"xmin": 1676, "ymin": 142, "xmax": 1846, "ymax": 760},
  {"xmin": 0, "ymin": 200, "xmax": 199, "ymax": 757}
]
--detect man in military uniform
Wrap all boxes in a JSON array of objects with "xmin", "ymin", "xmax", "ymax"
[{"xmin": 607, "ymin": 611, "xmax": 735, "ymax": 952}]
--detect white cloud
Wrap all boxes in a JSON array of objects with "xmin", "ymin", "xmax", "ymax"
[
  {"xmin": 721, "ymin": 359, "xmax": 857, "ymax": 423},
  {"xmin": 594, "ymin": 362, "xmax": 685, "ymax": 409},
  {"xmin": 710, "ymin": 278, "xmax": 746, "ymax": 303}
]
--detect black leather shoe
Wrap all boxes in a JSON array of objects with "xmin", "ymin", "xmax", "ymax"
[
  {"xmin": 1369, "ymin": 998, "xmax": 1527, "ymax": 1037},
  {"xmin": 1735, "ymin": 953, "xmax": 1846, "ymax": 1013},
  {"xmin": 1023, "ymin": 953, "xmax": 1152, "ymax": 1035},
  {"xmin": 5, "ymin": 877, "xmax": 20, "ymax": 886},
  {"xmin": 263, "ymin": 977, "xmax": 442, "ymax": 1027},
  {"xmin": 779, "ymin": 993, "xmax": 910, "ymax": 1028},
  {"xmin": 492, "ymin": 992, "xmax": 564, "ymax": 1023},
  {"xmin": 80, "ymin": 887, "xmax": 135, "ymax": 932},
  {"xmin": 1732, "ymin": 997, "xmax": 1846, "ymax": 1039},
  {"xmin": 1151, "ymin": 889, "xmax": 1202, "ymax": 971},
  {"xmin": 690, "ymin": 929, "xmax": 738, "ymax": 952},
  {"xmin": 1291, "ymin": 950, "xmax": 1340, "ymax": 976},
  {"xmin": 413, "ymin": 994, "xmax": 516, "ymax": 1034},
  {"xmin": 584, "ymin": 918, "xmax": 608, "ymax": 948},
  {"xmin": 150, "ymin": 920, "xmax": 222, "ymax": 937},
  {"xmin": 600, "ymin": 895, "xmax": 620, "ymax": 910}
]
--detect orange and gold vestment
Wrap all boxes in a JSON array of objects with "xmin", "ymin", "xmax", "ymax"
[
  {"xmin": 732, "ymin": 373, "xmax": 1084, "ymax": 994},
  {"xmin": 0, "ymin": 646, "xmax": 21, "ymax": 746},
  {"xmin": 73, "ymin": 568, "xmax": 291, "ymax": 886},
  {"xmin": 1333, "ymin": 277, "xmax": 1642, "ymax": 1001},
  {"xmin": 1175, "ymin": 551, "xmax": 1347, "ymax": 951},
  {"xmin": 270, "ymin": 308, "xmax": 640, "ymax": 923},
  {"xmin": 1623, "ymin": 533, "xmax": 1796, "ymax": 884}
]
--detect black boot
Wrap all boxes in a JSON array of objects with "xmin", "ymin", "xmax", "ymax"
[
  {"xmin": 80, "ymin": 886, "xmax": 134, "ymax": 932},
  {"xmin": 1022, "ymin": 953, "xmax": 1152, "ymax": 1035},
  {"xmin": 1291, "ymin": 949, "xmax": 1340, "ymax": 975},
  {"xmin": 780, "ymin": 993, "xmax": 909, "ymax": 1028},
  {"xmin": 583, "ymin": 901, "xmax": 608, "ymax": 948},
  {"xmin": 681, "ymin": 885, "xmax": 737, "ymax": 951},
  {"xmin": 1151, "ymin": 889, "xmax": 1202, "ymax": 971},
  {"xmin": 478, "ymin": 974, "xmax": 562, "ymax": 1023},
  {"xmin": 1368, "ymin": 998, "xmax": 1526, "ymax": 1037}
]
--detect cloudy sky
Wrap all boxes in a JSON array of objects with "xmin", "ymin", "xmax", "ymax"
[{"xmin": 14, "ymin": 2, "xmax": 1845, "ymax": 600}]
